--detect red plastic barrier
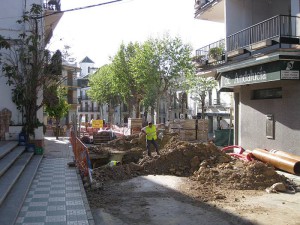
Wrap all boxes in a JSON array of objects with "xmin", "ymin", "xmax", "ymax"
[{"xmin": 70, "ymin": 131, "xmax": 93, "ymax": 183}]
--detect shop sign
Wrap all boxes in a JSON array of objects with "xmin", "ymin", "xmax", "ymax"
[
  {"xmin": 281, "ymin": 61, "xmax": 300, "ymax": 79},
  {"xmin": 220, "ymin": 60, "xmax": 300, "ymax": 88},
  {"xmin": 92, "ymin": 120, "xmax": 103, "ymax": 128}
]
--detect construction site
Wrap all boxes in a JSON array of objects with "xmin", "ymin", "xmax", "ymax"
[{"xmin": 72, "ymin": 118, "xmax": 300, "ymax": 225}]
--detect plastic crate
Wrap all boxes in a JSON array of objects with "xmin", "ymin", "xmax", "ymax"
[{"xmin": 35, "ymin": 147, "xmax": 44, "ymax": 155}]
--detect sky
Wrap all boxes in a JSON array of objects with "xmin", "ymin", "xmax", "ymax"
[{"xmin": 47, "ymin": 0, "xmax": 225, "ymax": 67}]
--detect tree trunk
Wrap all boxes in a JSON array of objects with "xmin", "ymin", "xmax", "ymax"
[
  {"xmin": 55, "ymin": 116, "xmax": 59, "ymax": 140},
  {"xmin": 156, "ymin": 98, "xmax": 160, "ymax": 123},
  {"xmin": 135, "ymin": 99, "xmax": 141, "ymax": 118}
]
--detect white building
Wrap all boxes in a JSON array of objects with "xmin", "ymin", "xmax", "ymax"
[
  {"xmin": 77, "ymin": 57, "xmax": 103, "ymax": 124},
  {"xmin": 0, "ymin": 0, "xmax": 63, "ymax": 144}
]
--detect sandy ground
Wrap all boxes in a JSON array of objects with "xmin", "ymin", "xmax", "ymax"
[
  {"xmin": 88, "ymin": 174, "xmax": 300, "ymax": 225},
  {"xmin": 84, "ymin": 133, "xmax": 300, "ymax": 225}
]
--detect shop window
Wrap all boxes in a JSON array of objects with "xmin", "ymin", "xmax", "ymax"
[{"xmin": 252, "ymin": 87, "xmax": 282, "ymax": 100}]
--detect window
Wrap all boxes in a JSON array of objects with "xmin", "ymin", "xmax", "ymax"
[{"xmin": 252, "ymin": 87, "xmax": 282, "ymax": 100}]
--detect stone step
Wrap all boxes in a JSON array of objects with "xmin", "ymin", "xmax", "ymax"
[
  {"xmin": 0, "ymin": 152, "xmax": 34, "ymax": 205},
  {"xmin": 0, "ymin": 146, "xmax": 26, "ymax": 177},
  {"xmin": 0, "ymin": 155, "xmax": 43, "ymax": 225},
  {"xmin": 0, "ymin": 141, "xmax": 19, "ymax": 159}
]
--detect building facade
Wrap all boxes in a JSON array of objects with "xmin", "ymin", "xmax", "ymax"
[
  {"xmin": 195, "ymin": 0, "xmax": 300, "ymax": 154},
  {"xmin": 0, "ymin": 0, "xmax": 62, "ymax": 141},
  {"xmin": 77, "ymin": 57, "xmax": 103, "ymax": 124}
]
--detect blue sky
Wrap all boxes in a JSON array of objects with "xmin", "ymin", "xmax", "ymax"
[{"xmin": 48, "ymin": 0, "xmax": 224, "ymax": 67}]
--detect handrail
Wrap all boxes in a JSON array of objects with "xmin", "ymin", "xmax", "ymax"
[
  {"xmin": 196, "ymin": 15, "xmax": 300, "ymax": 61},
  {"xmin": 70, "ymin": 130, "xmax": 93, "ymax": 183},
  {"xmin": 227, "ymin": 15, "xmax": 300, "ymax": 51}
]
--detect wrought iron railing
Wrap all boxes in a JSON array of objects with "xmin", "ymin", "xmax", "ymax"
[
  {"xmin": 195, "ymin": 0, "xmax": 217, "ymax": 13},
  {"xmin": 227, "ymin": 15, "xmax": 300, "ymax": 52},
  {"xmin": 43, "ymin": 0, "xmax": 61, "ymax": 11},
  {"xmin": 195, "ymin": 39, "xmax": 225, "ymax": 64},
  {"xmin": 195, "ymin": 15, "xmax": 300, "ymax": 67}
]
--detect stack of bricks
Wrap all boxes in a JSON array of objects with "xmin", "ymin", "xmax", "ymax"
[
  {"xmin": 0, "ymin": 108, "xmax": 12, "ymax": 140},
  {"xmin": 169, "ymin": 119, "xmax": 208, "ymax": 142},
  {"xmin": 128, "ymin": 118, "xmax": 143, "ymax": 135},
  {"xmin": 196, "ymin": 119, "xmax": 209, "ymax": 141}
]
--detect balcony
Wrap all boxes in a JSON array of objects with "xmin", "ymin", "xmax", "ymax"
[
  {"xmin": 43, "ymin": 0, "xmax": 63, "ymax": 44},
  {"xmin": 195, "ymin": 15, "xmax": 300, "ymax": 71},
  {"xmin": 227, "ymin": 15, "xmax": 300, "ymax": 52},
  {"xmin": 194, "ymin": 0, "xmax": 224, "ymax": 23},
  {"xmin": 194, "ymin": 39, "xmax": 225, "ymax": 69},
  {"xmin": 78, "ymin": 107, "xmax": 100, "ymax": 113}
]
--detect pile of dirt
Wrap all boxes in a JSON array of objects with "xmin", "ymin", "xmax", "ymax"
[
  {"xmin": 191, "ymin": 159, "xmax": 286, "ymax": 190},
  {"xmin": 90, "ymin": 133, "xmax": 288, "ymax": 192}
]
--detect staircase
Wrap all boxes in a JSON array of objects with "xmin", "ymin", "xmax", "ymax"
[{"xmin": 0, "ymin": 141, "xmax": 43, "ymax": 225}]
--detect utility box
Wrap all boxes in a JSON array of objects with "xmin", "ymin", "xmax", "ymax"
[{"xmin": 214, "ymin": 129, "xmax": 233, "ymax": 146}]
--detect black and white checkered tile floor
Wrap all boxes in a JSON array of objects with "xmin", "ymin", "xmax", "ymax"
[{"xmin": 15, "ymin": 158, "xmax": 92, "ymax": 225}]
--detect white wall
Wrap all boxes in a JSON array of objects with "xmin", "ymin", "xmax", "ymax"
[
  {"xmin": 225, "ymin": 0, "xmax": 290, "ymax": 37},
  {"xmin": 79, "ymin": 61, "xmax": 94, "ymax": 77}
]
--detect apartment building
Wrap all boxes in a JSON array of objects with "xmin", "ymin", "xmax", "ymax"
[
  {"xmin": 195, "ymin": 0, "xmax": 300, "ymax": 154},
  {"xmin": 77, "ymin": 57, "xmax": 102, "ymax": 124}
]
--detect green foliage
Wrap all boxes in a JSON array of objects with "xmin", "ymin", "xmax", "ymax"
[
  {"xmin": 44, "ymin": 50, "xmax": 62, "ymax": 76},
  {"xmin": 45, "ymin": 86, "xmax": 70, "ymax": 119},
  {"xmin": 89, "ymin": 35, "xmax": 195, "ymax": 120},
  {"xmin": 0, "ymin": 35, "xmax": 10, "ymax": 49},
  {"xmin": 87, "ymin": 64, "xmax": 121, "ymax": 122},
  {"xmin": 208, "ymin": 46, "xmax": 224, "ymax": 60},
  {"xmin": 110, "ymin": 42, "xmax": 144, "ymax": 117},
  {"xmin": 44, "ymin": 86, "xmax": 69, "ymax": 140},
  {"xmin": 187, "ymin": 75, "xmax": 217, "ymax": 118}
]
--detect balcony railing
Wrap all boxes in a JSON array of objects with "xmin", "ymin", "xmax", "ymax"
[
  {"xmin": 227, "ymin": 15, "xmax": 300, "ymax": 52},
  {"xmin": 194, "ymin": 0, "xmax": 216, "ymax": 12},
  {"xmin": 43, "ymin": 0, "xmax": 61, "ymax": 11},
  {"xmin": 195, "ymin": 15, "xmax": 300, "ymax": 68},
  {"xmin": 195, "ymin": 39, "xmax": 225, "ymax": 65},
  {"xmin": 78, "ymin": 107, "xmax": 100, "ymax": 113}
]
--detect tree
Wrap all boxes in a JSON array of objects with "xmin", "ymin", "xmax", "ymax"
[
  {"xmin": 110, "ymin": 42, "xmax": 143, "ymax": 118},
  {"xmin": 0, "ymin": 5, "xmax": 63, "ymax": 140},
  {"xmin": 87, "ymin": 64, "xmax": 121, "ymax": 123},
  {"xmin": 44, "ymin": 86, "xmax": 70, "ymax": 140},
  {"xmin": 130, "ymin": 40, "xmax": 160, "ymax": 119},
  {"xmin": 142, "ymin": 34, "xmax": 194, "ymax": 121},
  {"xmin": 187, "ymin": 76, "xmax": 217, "ymax": 119},
  {"xmin": 0, "ymin": 35, "xmax": 10, "ymax": 50}
]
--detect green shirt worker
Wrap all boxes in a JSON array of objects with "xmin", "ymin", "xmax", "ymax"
[{"xmin": 141, "ymin": 122, "xmax": 160, "ymax": 157}]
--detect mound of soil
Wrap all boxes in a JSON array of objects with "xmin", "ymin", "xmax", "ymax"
[{"xmin": 90, "ymin": 133, "xmax": 288, "ymax": 192}]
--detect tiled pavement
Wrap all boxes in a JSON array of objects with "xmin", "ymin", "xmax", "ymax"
[{"xmin": 15, "ymin": 138, "xmax": 94, "ymax": 225}]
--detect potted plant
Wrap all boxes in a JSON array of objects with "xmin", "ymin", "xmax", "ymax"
[{"xmin": 208, "ymin": 46, "xmax": 224, "ymax": 61}]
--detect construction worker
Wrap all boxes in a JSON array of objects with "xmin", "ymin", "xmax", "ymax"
[
  {"xmin": 108, "ymin": 160, "xmax": 121, "ymax": 167},
  {"xmin": 141, "ymin": 122, "xmax": 160, "ymax": 157}
]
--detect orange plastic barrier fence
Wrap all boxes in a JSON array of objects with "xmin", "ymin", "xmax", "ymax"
[{"xmin": 70, "ymin": 131, "xmax": 92, "ymax": 183}]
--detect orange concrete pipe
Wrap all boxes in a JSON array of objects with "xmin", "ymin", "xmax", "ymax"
[
  {"xmin": 251, "ymin": 148, "xmax": 300, "ymax": 175},
  {"xmin": 268, "ymin": 149, "xmax": 300, "ymax": 161}
]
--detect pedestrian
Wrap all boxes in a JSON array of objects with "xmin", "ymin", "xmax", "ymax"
[
  {"xmin": 219, "ymin": 117, "xmax": 229, "ymax": 129},
  {"xmin": 141, "ymin": 122, "xmax": 160, "ymax": 157}
]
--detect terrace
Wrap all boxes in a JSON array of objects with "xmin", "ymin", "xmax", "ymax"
[{"xmin": 195, "ymin": 15, "xmax": 300, "ymax": 70}]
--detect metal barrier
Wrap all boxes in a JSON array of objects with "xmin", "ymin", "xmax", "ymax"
[{"xmin": 70, "ymin": 131, "xmax": 93, "ymax": 183}]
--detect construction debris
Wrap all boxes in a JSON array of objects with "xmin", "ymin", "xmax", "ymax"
[{"xmin": 87, "ymin": 132, "xmax": 292, "ymax": 194}]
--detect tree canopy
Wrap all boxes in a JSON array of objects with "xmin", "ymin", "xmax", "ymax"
[{"xmin": 88, "ymin": 35, "xmax": 195, "ymax": 122}]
